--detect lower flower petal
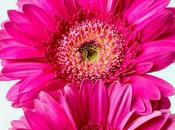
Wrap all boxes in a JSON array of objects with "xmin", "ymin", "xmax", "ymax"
[{"xmin": 130, "ymin": 75, "xmax": 161, "ymax": 100}]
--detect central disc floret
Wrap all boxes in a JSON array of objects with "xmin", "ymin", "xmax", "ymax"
[
  {"xmin": 79, "ymin": 40, "xmax": 100, "ymax": 62},
  {"xmin": 47, "ymin": 20, "xmax": 125, "ymax": 83}
]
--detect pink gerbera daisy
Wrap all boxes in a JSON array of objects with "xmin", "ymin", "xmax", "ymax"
[
  {"xmin": 0, "ymin": 0, "xmax": 175, "ymax": 113},
  {"xmin": 10, "ymin": 81, "xmax": 175, "ymax": 130}
]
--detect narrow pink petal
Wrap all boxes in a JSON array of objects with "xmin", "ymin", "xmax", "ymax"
[
  {"xmin": 107, "ymin": 82, "xmax": 132, "ymax": 127},
  {"xmin": 56, "ymin": 90, "xmax": 77, "ymax": 130},
  {"xmin": 35, "ymin": 92, "xmax": 74, "ymax": 130},
  {"xmin": 17, "ymin": 0, "xmax": 35, "ymax": 8},
  {"xmin": 64, "ymin": 0, "xmax": 80, "ymax": 14},
  {"xmin": 130, "ymin": 75, "xmax": 161, "ymax": 100},
  {"xmin": 80, "ymin": 80, "xmax": 93, "ymax": 115},
  {"xmin": 141, "ymin": 40, "xmax": 175, "ymax": 56},
  {"xmin": 0, "ymin": 46, "xmax": 44, "ymax": 59},
  {"xmin": 19, "ymin": 73, "xmax": 55, "ymax": 93},
  {"xmin": 14, "ymin": 23, "xmax": 50, "ymax": 42},
  {"xmin": 126, "ymin": 0, "xmax": 170, "ymax": 24},
  {"xmin": 132, "ymin": 96, "xmax": 145, "ymax": 113},
  {"xmin": 89, "ymin": 80, "xmax": 109, "ymax": 124},
  {"xmin": 1, "ymin": 61, "xmax": 49, "ymax": 79},
  {"xmin": 120, "ymin": 110, "xmax": 135, "ymax": 130},
  {"xmin": 11, "ymin": 117, "xmax": 30, "ymax": 129},
  {"xmin": 8, "ymin": 10, "xmax": 29, "ymax": 23},
  {"xmin": 0, "ymin": 30, "xmax": 11, "ymax": 39},
  {"xmin": 136, "ymin": 10, "xmax": 174, "ymax": 42},
  {"xmin": 106, "ymin": 0, "xmax": 119, "ymax": 13},
  {"xmin": 25, "ymin": 111, "xmax": 51, "ymax": 130},
  {"xmin": 64, "ymin": 86, "xmax": 87, "ymax": 128},
  {"xmin": 6, "ymin": 80, "xmax": 23, "ymax": 101},
  {"xmin": 134, "ymin": 62, "xmax": 153, "ymax": 74},
  {"xmin": 23, "ymin": 4, "xmax": 57, "ymax": 32},
  {"xmin": 143, "ymin": 75, "xmax": 175, "ymax": 96},
  {"xmin": 4, "ymin": 22, "xmax": 38, "ymax": 46},
  {"xmin": 2, "ymin": 61, "xmax": 49, "ymax": 72},
  {"xmin": 135, "ymin": 52, "xmax": 175, "ymax": 71},
  {"xmin": 2, "ymin": 69, "xmax": 43, "ymax": 79},
  {"xmin": 0, "ymin": 39, "xmax": 27, "ymax": 51},
  {"xmin": 127, "ymin": 111, "xmax": 167, "ymax": 130}
]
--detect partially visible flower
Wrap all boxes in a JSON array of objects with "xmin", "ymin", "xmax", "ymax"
[
  {"xmin": 10, "ymin": 81, "xmax": 175, "ymax": 130},
  {"xmin": 0, "ymin": 0, "xmax": 175, "ymax": 113}
]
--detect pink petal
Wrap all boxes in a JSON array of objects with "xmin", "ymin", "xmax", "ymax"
[
  {"xmin": 22, "ymin": 4, "xmax": 57, "ymax": 32},
  {"xmin": 80, "ymin": 80, "xmax": 93, "ymax": 115},
  {"xmin": 106, "ymin": 0, "xmax": 119, "ymax": 13},
  {"xmin": 35, "ymin": 92, "xmax": 74, "ymax": 130},
  {"xmin": 128, "ymin": 111, "xmax": 168, "ymax": 130},
  {"xmin": 130, "ymin": 75, "xmax": 161, "ymax": 100},
  {"xmin": 132, "ymin": 96, "xmax": 145, "ymax": 113},
  {"xmin": 4, "ymin": 22, "xmax": 38, "ymax": 46},
  {"xmin": 141, "ymin": 41, "xmax": 175, "ymax": 55},
  {"xmin": 135, "ymin": 51, "xmax": 175, "ymax": 71},
  {"xmin": 126, "ymin": 0, "xmax": 170, "ymax": 24},
  {"xmin": 143, "ymin": 75, "xmax": 175, "ymax": 97},
  {"xmin": 136, "ymin": 10, "xmax": 174, "ymax": 42},
  {"xmin": 64, "ymin": 86, "xmax": 86, "ymax": 128},
  {"xmin": 8, "ymin": 10, "xmax": 29, "ymax": 23},
  {"xmin": 107, "ymin": 81, "xmax": 132, "ymax": 127},
  {"xmin": 14, "ymin": 23, "xmax": 50, "ymax": 42},
  {"xmin": 0, "ymin": 39, "xmax": 27, "ymax": 50},
  {"xmin": 6, "ymin": 80, "xmax": 23, "ymax": 101},
  {"xmin": 11, "ymin": 117, "xmax": 30, "ymax": 129},
  {"xmin": 25, "ymin": 111, "xmax": 50, "ymax": 130},
  {"xmin": 134, "ymin": 62, "xmax": 153, "ymax": 74},
  {"xmin": 0, "ymin": 46, "xmax": 44, "ymax": 59},
  {"xmin": 89, "ymin": 80, "xmax": 109, "ymax": 124},
  {"xmin": 1, "ymin": 61, "xmax": 49, "ymax": 79}
]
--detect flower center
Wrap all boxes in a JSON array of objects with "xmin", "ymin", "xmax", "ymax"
[
  {"xmin": 47, "ymin": 19, "xmax": 125, "ymax": 83},
  {"xmin": 79, "ymin": 40, "xmax": 100, "ymax": 62}
]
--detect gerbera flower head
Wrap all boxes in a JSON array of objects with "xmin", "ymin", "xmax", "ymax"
[
  {"xmin": 0, "ymin": 0, "xmax": 175, "ymax": 113},
  {"xmin": 10, "ymin": 81, "xmax": 175, "ymax": 130}
]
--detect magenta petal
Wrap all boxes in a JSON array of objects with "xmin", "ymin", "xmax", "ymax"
[
  {"xmin": 22, "ymin": 4, "xmax": 57, "ymax": 32},
  {"xmin": 134, "ymin": 62, "xmax": 153, "ymax": 74},
  {"xmin": 64, "ymin": 86, "xmax": 86, "ymax": 128},
  {"xmin": 11, "ymin": 117, "xmax": 30, "ymax": 129},
  {"xmin": 80, "ymin": 80, "xmax": 93, "ymax": 114},
  {"xmin": 127, "ymin": 0, "xmax": 170, "ymax": 24},
  {"xmin": 0, "ymin": 46, "xmax": 44, "ymax": 59},
  {"xmin": 89, "ymin": 80, "xmax": 109, "ymax": 124},
  {"xmin": 143, "ymin": 75, "xmax": 175, "ymax": 96},
  {"xmin": 25, "ymin": 111, "xmax": 50, "ymax": 130},
  {"xmin": 2, "ymin": 61, "xmax": 49, "ymax": 73},
  {"xmin": 136, "ymin": 10, "xmax": 174, "ymax": 42},
  {"xmin": 6, "ymin": 80, "xmax": 23, "ymax": 101},
  {"xmin": 132, "ymin": 96, "xmax": 145, "ymax": 113},
  {"xmin": 36, "ymin": 92, "xmax": 74, "ymax": 130},
  {"xmin": 106, "ymin": 0, "xmax": 119, "ymax": 13},
  {"xmin": 14, "ymin": 23, "xmax": 50, "ymax": 42},
  {"xmin": 107, "ymin": 82, "xmax": 132, "ymax": 127},
  {"xmin": 8, "ymin": 10, "xmax": 29, "ymax": 23},
  {"xmin": 0, "ymin": 39, "xmax": 26, "ymax": 50},
  {"xmin": 128, "ymin": 111, "xmax": 168, "ymax": 129},
  {"xmin": 141, "ymin": 41, "xmax": 175, "ymax": 55},
  {"xmin": 4, "ymin": 22, "xmax": 38, "ymax": 45},
  {"xmin": 130, "ymin": 75, "xmax": 161, "ymax": 100},
  {"xmin": 1, "ymin": 61, "xmax": 49, "ymax": 79},
  {"xmin": 135, "ymin": 51, "xmax": 175, "ymax": 71}
]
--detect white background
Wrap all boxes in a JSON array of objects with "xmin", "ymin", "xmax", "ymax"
[{"xmin": 0, "ymin": 0, "xmax": 175, "ymax": 129}]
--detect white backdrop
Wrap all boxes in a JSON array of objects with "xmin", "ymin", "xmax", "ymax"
[{"xmin": 0, "ymin": 0, "xmax": 175, "ymax": 129}]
